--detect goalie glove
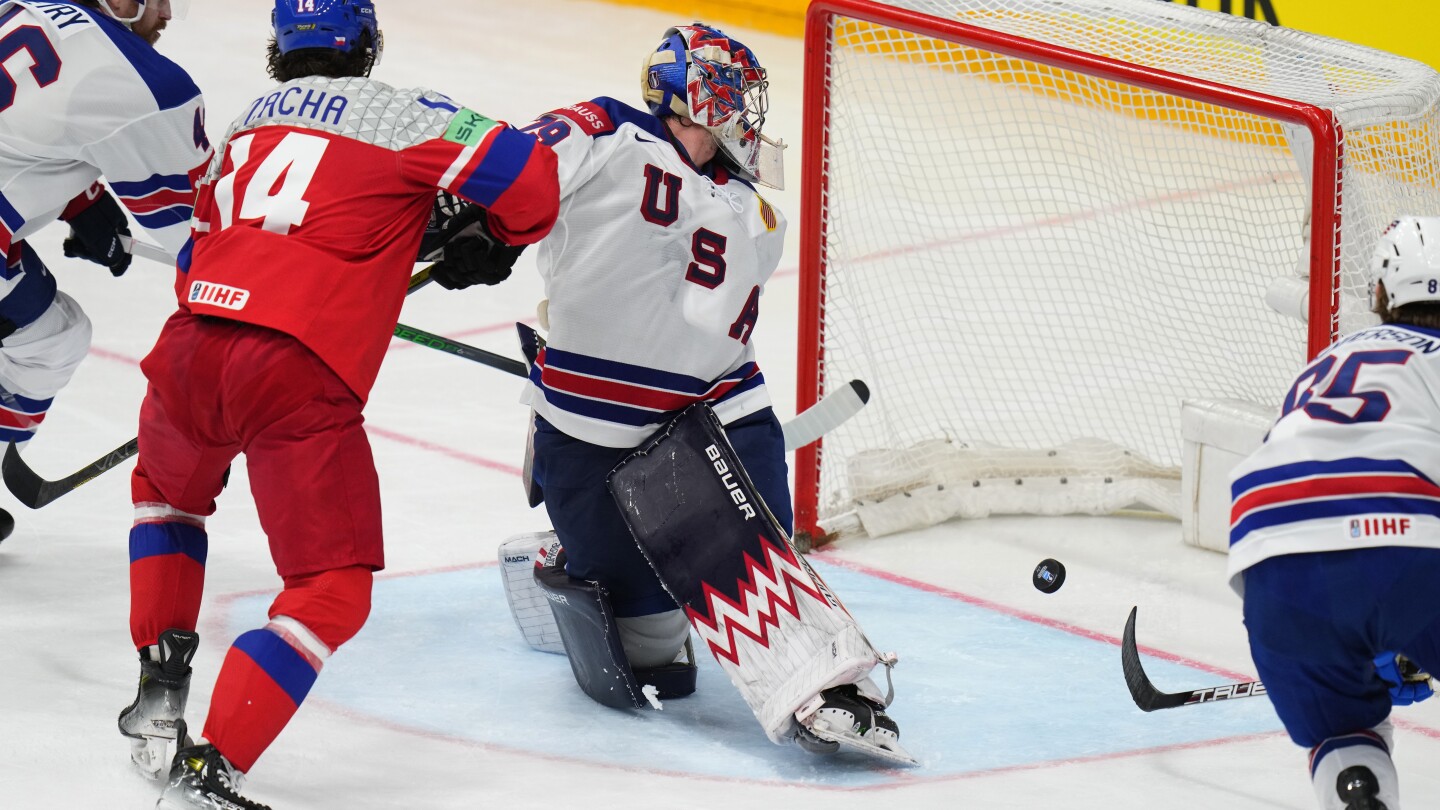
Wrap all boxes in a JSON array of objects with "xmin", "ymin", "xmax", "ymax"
[
  {"xmin": 61, "ymin": 183, "xmax": 132, "ymax": 277},
  {"xmin": 1374, "ymin": 652, "xmax": 1434, "ymax": 706},
  {"xmin": 419, "ymin": 191, "xmax": 524, "ymax": 290}
]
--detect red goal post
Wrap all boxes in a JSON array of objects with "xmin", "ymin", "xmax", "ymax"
[{"xmin": 794, "ymin": 0, "xmax": 1440, "ymax": 544}]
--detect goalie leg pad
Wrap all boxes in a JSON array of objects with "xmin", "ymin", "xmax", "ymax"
[
  {"xmin": 498, "ymin": 533, "xmax": 565, "ymax": 654},
  {"xmin": 533, "ymin": 554, "xmax": 696, "ymax": 709},
  {"xmin": 608, "ymin": 404, "xmax": 898, "ymax": 748}
]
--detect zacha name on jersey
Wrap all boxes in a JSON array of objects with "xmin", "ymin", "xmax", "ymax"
[{"xmin": 242, "ymin": 85, "xmax": 350, "ymax": 130}]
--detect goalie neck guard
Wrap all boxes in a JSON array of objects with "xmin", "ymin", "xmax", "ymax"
[
  {"xmin": 272, "ymin": 0, "xmax": 383, "ymax": 66},
  {"xmin": 642, "ymin": 23, "xmax": 786, "ymax": 190}
]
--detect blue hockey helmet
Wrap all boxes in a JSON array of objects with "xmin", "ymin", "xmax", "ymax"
[
  {"xmin": 642, "ymin": 23, "xmax": 786, "ymax": 189},
  {"xmin": 272, "ymin": 0, "xmax": 382, "ymax": 64}
]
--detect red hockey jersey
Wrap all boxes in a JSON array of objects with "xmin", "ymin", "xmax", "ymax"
[{"xmin": 182, "ymin": 76, "xmax": 558, "ymax": 400}]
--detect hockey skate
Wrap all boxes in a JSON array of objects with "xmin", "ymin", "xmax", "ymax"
[
  {"xmin": 156, "ymin": 723, "xmax": 271, "ymax": 810},
  {"xmin": 1336, "ymin": 766, "xmax": 1389, "ymax": 810},
  {"xmin": 795, "ymin": 683, "xmax": 916, "ymax": 765},
  {"xmin": 119, "ymin": 628, "xmax": 198, "ymax": 779}
]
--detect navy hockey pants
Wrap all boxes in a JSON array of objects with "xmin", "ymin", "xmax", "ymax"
[
  {"xmin": 1242, "ymin": 546, "xmax": 1440, "ymax": 748},
  {"xmin": 532, "ymin": 407, "xmax": 792, "ymax": 618}
]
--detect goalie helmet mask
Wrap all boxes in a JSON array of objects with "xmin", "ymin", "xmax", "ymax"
[
  {"xmin": 101, "ymin": 0, "xmax": 191, "ymax": 26},
  {"xmin": 272, "ymin": 0, "xmax": 383, "ymax": 68},
  {"xmin": 643, "ymin": 23, "xmax": 786, "ymax": 190},
  {"xmin": 1368, "ymin": 216, "xmax": 1440, "ymax": 310}
]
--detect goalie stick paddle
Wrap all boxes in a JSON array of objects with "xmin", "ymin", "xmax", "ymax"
[
  {"xmin": 2, "ymin": 267, "xmax": 437, "ymax": 509},
  {"xmin": 1121, "ymin": 606, "xmax": 1267, "ymax": 711},
  {"xmin": 782, "ymin": 379, "xmax": 869, "ymax": 452}
]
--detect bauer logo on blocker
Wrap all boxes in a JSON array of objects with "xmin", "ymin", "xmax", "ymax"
[{"xmin": 189, "ymin": 281, "xmax": 250, "ymax": 311}]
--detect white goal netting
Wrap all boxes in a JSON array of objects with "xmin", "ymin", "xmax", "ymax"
[{"xmin": 800, "ymin": 0, "xmax": 1440, "ymax": 538}]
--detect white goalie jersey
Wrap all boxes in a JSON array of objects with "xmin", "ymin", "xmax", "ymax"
[
  {"xmin": 0, "ymin": 0, "xmax": 209, "ymax": 265},
  {"xmin": 518, "ymin": 97, "xmax": 787, "ymax": 449},
  {"xmin": 1228, "ymin": 323, "xmax": 1440, "ymax": 593}
]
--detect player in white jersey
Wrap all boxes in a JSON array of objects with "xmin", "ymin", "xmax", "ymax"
[
  {"xmin": 1228, "ymin": 217, "xmax": 1440, "ymax": 810},
  {"xmin": 0, "ymin": 0, "xmax": 208, "ymax": 492},
  {"xmin": 509, "ymin": 24, "xmax": 905, "ymax": 757}
]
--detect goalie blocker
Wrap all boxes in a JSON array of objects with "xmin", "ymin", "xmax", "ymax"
[{"xmin": 607, "ymin": 403, "xmax": 913, "ymax": 763}]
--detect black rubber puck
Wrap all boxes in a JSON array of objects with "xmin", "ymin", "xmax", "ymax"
[{"xmin": 1033, "ymin": 558, "xmax": 1066, "ymax": 593}]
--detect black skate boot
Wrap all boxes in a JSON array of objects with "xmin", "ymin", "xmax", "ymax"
[
  {"xmin": 119, "ymin": 628, "xmax": 199, "ymax": 779},
  {"xmin": 797, "ymin": 683, "xmax": 915, "ymax": 765},
  {"xmin": 1336, "ymin": 766, "xmax": 1388, "ymax": 810},
  {"xmin": 156, "ymin": 723, "xmax": 271, "ymax": 810}
]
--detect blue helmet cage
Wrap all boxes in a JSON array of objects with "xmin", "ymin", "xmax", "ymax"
[
  {"xmin": 272, "ymin": 0, "xmax": 382, "ymax": 66},
  {"xmin": 642, "ymin": 24, "xmax": 785, "ymax": 189}
]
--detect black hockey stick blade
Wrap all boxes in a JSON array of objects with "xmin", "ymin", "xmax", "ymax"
[
  {"xmin": 3, "ymin": 437, "xmax": 138, "ymax": 509},
  {"xmin": 1121, "ymin": 606, "xmax": 1267, "ymax": 711}
]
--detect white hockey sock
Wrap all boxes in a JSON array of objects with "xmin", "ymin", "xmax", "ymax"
[{"xmin": 1309, "ymin": 722, "xmax": 1399, "ymax": 809}]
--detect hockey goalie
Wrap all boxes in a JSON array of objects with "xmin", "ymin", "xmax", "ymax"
[{"xmin": 501, "ymin": 404, "xmax": 914, "ymax": 765}]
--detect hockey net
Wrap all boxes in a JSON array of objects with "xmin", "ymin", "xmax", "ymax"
[{"xmin": 796, "ymin": 0, "xmax": 1440, "ymax": 542}]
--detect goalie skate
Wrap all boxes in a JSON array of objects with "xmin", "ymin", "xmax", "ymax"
[{"xmin": 797, "ymin": 683, "xmax": 917, "ymax": 766}]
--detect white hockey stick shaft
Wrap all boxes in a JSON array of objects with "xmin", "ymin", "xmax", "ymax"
[
  {"xmin": 782, "ymin": 380, "xmax": 869, "ymax": 452},
  {"xmin": 121, "ymin": 236, "xmax": 176, "ymax": 265}
]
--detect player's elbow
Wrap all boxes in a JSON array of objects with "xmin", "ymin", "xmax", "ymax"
[{"xmin": 487, "ymin": 149, "xmax": 560, "ymax": 245}]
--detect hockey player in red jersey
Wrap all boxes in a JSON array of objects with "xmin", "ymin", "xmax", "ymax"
[
  {"xmin": 0, "ymin": 0, "xmax": 209, "ymax": 537},
  {"xmin": 500, "ymin": 24, "xmax": 910, "ymax": 764},
  {"xmin": 117, "ymin": 1, "xmax": 559, "ymax": 807}
]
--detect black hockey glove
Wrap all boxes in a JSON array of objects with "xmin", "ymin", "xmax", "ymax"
[
  {"xmin": 418, "ymin": 190, "xmax": 469, "ymax": 263},
  {"xmin": 428, "ymin": 205, "xmax": 525, "ymax": 291},
  {"xmin": 62, "ymin": 188, "xmax": 132, "ymax": 277}
]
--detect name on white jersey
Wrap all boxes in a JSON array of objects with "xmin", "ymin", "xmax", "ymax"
[
  {"xmin": 22, "ymin": 2, "xmax": 95, "ymax": 38},
  {"xmin": 189, "ymin": 281, "xmax": 249, "ymax": 310}
]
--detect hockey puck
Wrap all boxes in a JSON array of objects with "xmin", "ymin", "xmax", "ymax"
[
  {"xmin": 1033, "ymin": 558, "xmax": 1066, "ymax": 593},
  {"xmin": 0, "ymin": 509, "xmax": 13, "ymax": 542}
]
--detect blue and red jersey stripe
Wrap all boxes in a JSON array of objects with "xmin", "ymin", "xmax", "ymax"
[
  {"xmin": 532, "ymin": 346, "xmax": 763, "ymax": 428},
  {"xmin": 1230, "ymin": 457, "xmax": 1440, "ymax": 547}
]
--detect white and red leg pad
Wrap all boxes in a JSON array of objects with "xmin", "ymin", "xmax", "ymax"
[
  {"xmin": 498, "ymin": 532, "xmax": 566, "ymax": 654},
  {"xmin": 608, "ymin": 404, "xmax": 912, "ymax": 762},
  {"xmin": 1310, "ymin": 721, "xmax": 1400, "ymax": 810}
]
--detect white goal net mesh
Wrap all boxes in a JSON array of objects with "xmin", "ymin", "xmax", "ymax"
[{"xmin": 804, "ymin": 0, "xmax": 1440, "ymax": 537}]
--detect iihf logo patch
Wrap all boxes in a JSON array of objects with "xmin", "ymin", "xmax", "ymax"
[
  {"xmin": 1350, "ymin": 519, "xmax": 1362, "ymax": 538},
  {"xmin": 189, "ymin": 281, "xmax": 249, "ymax": 311}
]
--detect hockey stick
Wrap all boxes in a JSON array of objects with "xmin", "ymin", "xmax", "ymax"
[
  {"xmin": 1121, "ymin": 606, "xmax": 1268, "ymax": 711},
  {"xmin": 392, "ymin": 322, "xmax": 526, "ymax": 376},
  {"xmin": 2, "ymin": 267, "xmax": 436, "ymax": 509},
  {"xmin": 783, "ymin": 379, "xmax": 869, "ymax": 452},
  {"xmin": 120, "ymin": 236, "xmax": 174, "ymax": 265}
]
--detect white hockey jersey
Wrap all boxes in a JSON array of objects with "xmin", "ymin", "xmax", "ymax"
[
  {"xmin": 0, "ymin": 0, "xmax": 208, "ymax": 320},
  {"xmin": 1227, "ymin": 323, "xmax": 1440, "ymax": 592},
  {"xmin": 519, "ymin": 98, "xmax": 786, "ymax": 448}
]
